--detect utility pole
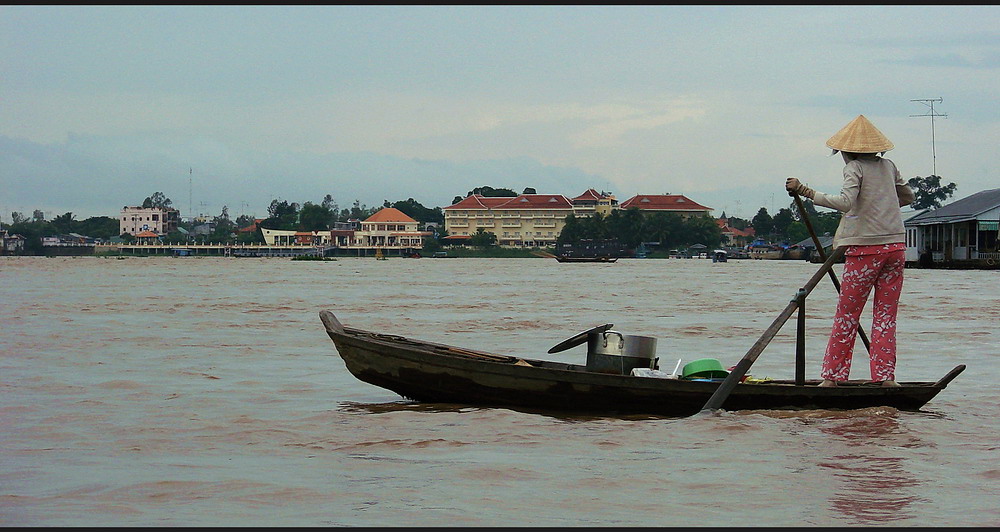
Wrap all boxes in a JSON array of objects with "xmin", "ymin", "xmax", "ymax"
[
  {"xmin": 910, "ymin": 98, "xmax": 947, "ymax": 177},
  {"xmin": 188, "ymin": 167, "xmax": 193, "ymax": 223}
]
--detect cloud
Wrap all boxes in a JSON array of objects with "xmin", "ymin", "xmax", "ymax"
[{"xmin": 0, "ymin": 133, "xmax": 616, "ymax": 221}]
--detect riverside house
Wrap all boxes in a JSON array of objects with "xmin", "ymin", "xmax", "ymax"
[
  {"xmin": 1, "ymin": 229, "xmax": 25, "ymax": 255},
  {"xmin": 904, "ymin": 188, "xmax": 1000, "ymax": 268}
]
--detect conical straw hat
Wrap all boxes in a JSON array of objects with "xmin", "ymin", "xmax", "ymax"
[{"xmin": 826, "ymin": 115, "xmax": 893, "ymax": 153}]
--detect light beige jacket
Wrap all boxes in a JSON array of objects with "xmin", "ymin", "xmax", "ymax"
[{"xmin": 812, "ymin": 155, "xmax": 916, "ymax": 248}]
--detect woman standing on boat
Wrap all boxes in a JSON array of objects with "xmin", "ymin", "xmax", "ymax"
[{"xmin": 785, "ymin": 115, "xmax": 915, "ymax": 388}]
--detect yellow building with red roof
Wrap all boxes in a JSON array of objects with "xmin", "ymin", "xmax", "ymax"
[
  {"xmin": 444, "ymin": 192, "xmax": 586, "ymax": 248},
  {"xmin": 443, "ymin": 189, "xmax": 714, "ymax": 248}
]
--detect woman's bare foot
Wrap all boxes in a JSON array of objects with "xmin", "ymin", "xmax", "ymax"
[
  {"xmin": 881, "ymin": 380, "xmax": 901, "ymax": 387},
  {"xmin": 818, "ymin": 379, "xmax": 837, "ymax": 387}
]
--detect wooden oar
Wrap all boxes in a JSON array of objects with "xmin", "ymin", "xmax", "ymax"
[
  {"xmin": 790, "ymin": 191, "xmax": 871, "ymax": 354},
  {"xmin": 700, "ymin": 246, "xmax": 846, "ymax": 412}
]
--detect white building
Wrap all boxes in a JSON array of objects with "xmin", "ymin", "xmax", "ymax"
[
  {"xmin": 354, "ymin": 207, "xmax": 428, "ymax": 249},
  {"xmin": 120, "ymin": 206, "xmax": 180, "ymax": 236},
  {"xmin": 258, "ymin": 208, "xmax": 429, "ymax": 250}
]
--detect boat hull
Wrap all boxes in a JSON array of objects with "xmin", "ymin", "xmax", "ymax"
[
  {"xmin": 555, "ymin": 256, "xmax": 618, "ymax": 263},
  {"xmin": 321, "ymin": 311, "xmax": 963, "ymax": 417}
]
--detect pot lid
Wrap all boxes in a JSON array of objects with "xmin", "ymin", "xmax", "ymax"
[{"xmin": 547, "ymin": 323, "xmax": 614, "ymax": 354}]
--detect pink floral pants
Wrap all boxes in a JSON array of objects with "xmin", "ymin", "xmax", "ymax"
[{"xmin": 821, "ymin": 243, "xmax": 906, "ymax": 382}]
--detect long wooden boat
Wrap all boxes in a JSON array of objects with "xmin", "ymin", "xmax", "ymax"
[
  {"xmin": 320, "ymin": 311, "xmax": 965, "ymax": 417},
  {"xmin": 555, "ymin": 255, "xmax": 618, "ymax": 263}
]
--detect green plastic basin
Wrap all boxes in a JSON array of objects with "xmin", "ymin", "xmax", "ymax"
[{"xmin": 682, "ymin": 358, "xmax": 729, "ymax": 379}]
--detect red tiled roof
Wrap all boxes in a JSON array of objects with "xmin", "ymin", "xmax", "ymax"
[
  {"xmin": 443, "ymin": 195, "xmax": 515, "ymax": 210},
  {"xmin": 135, "ymin": 230, "xmax": 159, "ymax": 238},
  {"xmin": 444, "ymin": 194, "xmax": 574, "ymax": 210},
  {"xmin": 620, "ymin": 194, "xmax": 712, "ymax": 212},
  {"xmin": 717, "ymin": 219, "xmax": 755, "ymax": 237},
  {"xmin": 572, "ymin": 188, "xmax": 604, "ymax": 201},
  {"xmin": 239, "ymin": 218, "xmax": 265, "ymax": 233},
  {"xmin": 494, "ymin": 194, "xmax": 573, "ymax": 209},
  {"xmin": 364, "ymin": 207, "xmax": 417, "ymax": 223}
]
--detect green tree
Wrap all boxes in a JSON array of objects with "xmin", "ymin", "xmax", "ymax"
[
  {"xmin": 50, "ymin": 212, "xmax": 76, "ymax": 234},
  {"xmin": 726, "ymin": 216, "xmax": 751, "ymax": 230},
  {"xmin": 141, "ymin": 192, "xmax": 172, "ymax": 209},
  {"xmin": 607, "ymin": 209, "xmax": 645, "ymax": 248},
  {"xmin": 751, "ymin": 208, "xmax": 774, "ymax": 237},
  {"xmin": 391, "ymin": 198, "xmax": 444, "ymax": 225},
  {"xmin": 772, "ymin": 208, "xmax": 794, "ymax": 239},
  {"xmin": 788, "ymin": 198, "xmax": 817, "ymax": 222},
  {"xmin": 298, "ymin": 202, "xmax": 335, "ymax": 231},
  {"xmin": 642, "ymin": 211, "xmax": 683, "ymax": 249},
  {"xmin": 468, "ymin": 185, "xmax": 518, "ymax": 197},
  {"xmin": 907, "ymin": 175, "xmax": 957, "ymax": 210},
  {"xmin": 208, "ymin": 205, "xmax": 237, "ymax": 242},
  {"xmin": 556, "ymin": 214, "xmax": 582, "ymax": 247},
  {"xmin": 786, "ymin": 222, "xmax": 810, "ymax": 245},
  {"xmin": 77, "ymin": 216, "xmax": 119, "ymax": 240},
  {"xmin": 557, "ymin": 209, "xmax": 721, "ymax": 251},
  {"xmin": 453, "ymin": 185, "xmax": 519, "ymax": 204},
  {"xmin": 235, "ymin": 214, "xmax": 256, "ymax": 229},
  {"xmin": 341, "ymin": 200, "xmax": 376, "ymax": 221},
  {"xmin": 469, "ymin": 228, "xmax": 498, "ymax": 248},
  {"xmin": 421, "ymin": 233, "xmax": 443, "ymax": 253},
  {"xmin": 321, "ymin": 194, "xmax": 339, "ymax": 216},
  {"xmin": 682, "ymin": 214, "xmax": 723, "ymax": 248},
  {"xmin": 262, "ymin": 199, "xmax": 299, "ymax": 230}
]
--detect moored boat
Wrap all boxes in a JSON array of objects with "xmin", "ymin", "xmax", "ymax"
[{"xmin": 555, "ymin": 255, "xmax": 618, "ymax": 263}]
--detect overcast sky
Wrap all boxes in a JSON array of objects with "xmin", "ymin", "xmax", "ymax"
[{"xmin": 2, "ymin": 5, "xmax": 998, "ymax": 222}]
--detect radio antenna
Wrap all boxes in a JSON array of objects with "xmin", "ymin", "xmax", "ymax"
[{"xmin": 909, "ymin": 98, "xmax": 947, "ymax": 177}]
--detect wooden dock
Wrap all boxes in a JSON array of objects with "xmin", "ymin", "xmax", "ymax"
[{"xmin": 101, "ymin": 244, "xmax": 418, "ymax": 257}]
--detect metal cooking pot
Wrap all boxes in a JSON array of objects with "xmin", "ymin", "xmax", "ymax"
[{"xmin": 586, "ymin": 330, "xmax": 658, "ymax": 375}]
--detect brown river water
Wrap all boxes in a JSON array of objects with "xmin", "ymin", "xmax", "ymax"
[{"xmin": 1, "ymin": 256, "xmax": 998, "ymax": 526}]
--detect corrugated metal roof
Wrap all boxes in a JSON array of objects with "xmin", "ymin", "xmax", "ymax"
[
  {"xmin": 796, "ymin": 235, "xmax": 834, "ymax": 248},
  {"xmin": 905, "ymin": 188, "xmax": 1000, "ymax": 226}
]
